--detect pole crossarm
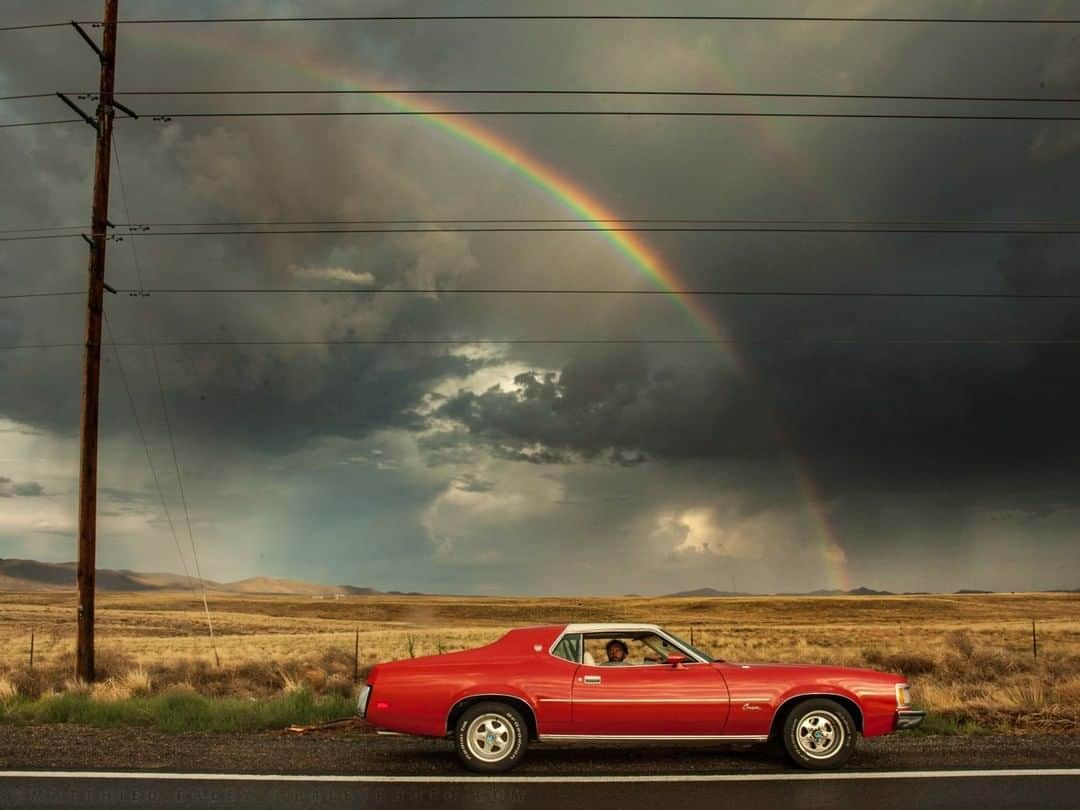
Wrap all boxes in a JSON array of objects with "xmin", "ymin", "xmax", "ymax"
[
  {"xmin": 70, "ymin": 20, "xmax": 104, "ymax": 60},
  {"xmin": 55, "ymin": 92, "xmax": 97, "ymax": 131},
  {"xmin": 110, "ymin": 97, "xmax": 138, "ymax": 119}
]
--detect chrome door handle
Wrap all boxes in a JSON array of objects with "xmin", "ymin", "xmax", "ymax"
[{"xmin": 583, "ymin": 675, "xmax": 602, "ymax": 684}]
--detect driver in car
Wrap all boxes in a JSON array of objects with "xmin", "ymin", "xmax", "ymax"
[{"xmin": 603, "ymin": 639, "xmax": 630, "ymax": 665}]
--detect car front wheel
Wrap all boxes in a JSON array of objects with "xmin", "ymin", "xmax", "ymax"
[
  {"xmin": 454, "ymin": 701, "xmax": 528, "ymax": 773},
  {"xmin": 781, "ymin": 698, "xmax": 857, "ymax": 769}
]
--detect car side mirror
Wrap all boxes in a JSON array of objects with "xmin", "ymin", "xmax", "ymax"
[{"xmin": 665, "ymin": 654, "xmax": 688, "ymax": 669}]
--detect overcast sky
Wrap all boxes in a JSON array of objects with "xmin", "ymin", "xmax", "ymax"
[{"xmin": 1, "ymin": 1, "xmax": 1079, "ymax": 595}]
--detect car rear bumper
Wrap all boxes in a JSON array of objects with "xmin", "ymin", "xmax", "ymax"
[
  {"xmin": 356, "ymin": 684, "xmax": 372, "ymax": 718},
  {"xmin": 896, "ymin": 709, "xmax": 926, "ymax": 729}
]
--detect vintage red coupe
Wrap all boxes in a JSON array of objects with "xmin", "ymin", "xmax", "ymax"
[{"xmin": 358, "ymin": 623, "xmax": 924, "ymax": 772}]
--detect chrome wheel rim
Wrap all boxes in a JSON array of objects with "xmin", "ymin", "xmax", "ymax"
[
  {"xmin": 465, "ymin": 713, "xmax": 516, "ymax": 762},
  {"xmin": 795, "ymin": 710, "xmax": 843, "ymax": 759}
]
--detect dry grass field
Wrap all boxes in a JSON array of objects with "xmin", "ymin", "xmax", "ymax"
[{"xmin": 0, "ymin": 590, "xmax": 1077, "ymax": 733}]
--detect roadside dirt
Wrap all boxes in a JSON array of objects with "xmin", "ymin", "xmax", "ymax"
[{"xmin": 0, "ymin": 725, "xmax": 1078, "ymax": 775}]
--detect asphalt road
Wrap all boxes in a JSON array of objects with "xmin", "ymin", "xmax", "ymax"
[
  {"xmin": 1, "ymin": 770, "xmax": 1078, "ymax": 810},
  {"xmin": 4, "ymin": 726, "xmax": 1080, "ymax": 775}
]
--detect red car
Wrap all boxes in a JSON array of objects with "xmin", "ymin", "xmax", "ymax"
[{"xmin": 358, "ymin": 622, "xmax": 924, "ymax": 772}]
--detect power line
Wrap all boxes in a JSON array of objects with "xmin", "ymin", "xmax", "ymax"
[
  {"xmin": 6, "ymin": 288, "xmax": 1080, "ymax": 301},
  {"xmin": 0, "ymin": 291, "xmax": 84, "ymax": 300},
  {"xmin": 0, "ymin": 118, "xmax": 81, "ymax": 129},
  {"xmin": 0, "ymin": 22, "xmax": 69, "ymax": 32},
  {"xmin": 6, "ymin": 224, "xmax": 1080, "ymax": 243},
  {"xmin": 112, "ymin": 138, "xmax": 220, "ymax": 666},
  {"xmin": 0, "ymin": 233, "xmax": 90, "ymax": 242},
  {"xmin": 134, "ymin": 110, "xmax": 1080, "ymax": 122},
  {"xmin": 102, "ymin": 311, "xmax": 200, "ymax": 610},
  {"xmin": 6, "ymin": 337, "xmax": 1080, "ymax": 349},
  {"xmin": 99, "ymin": 225, "xmax": 1080, "ymax": 234},
  {"xmin": 9, "ymin": 108, "xmax": 1080, "ymax": 130},
  {"xmin": 71, "ymin": 89, "xmax": 1080, "ymax": 103},
  {"xmin": 101, "ymin": 217, "xmax": 1080, "ymax": 227},
  {"xmin": 114, "ymin": 289, "xmax": 1080, "ymax": 300},
  {"xmin": 6, "ymin": 13, "xmax": 1078, "ymax": 33},
  {"xmin": 65, "ymin": 15, "xmax": 1080, "ymax": 25},
  {"xmin": 0, "ymin": 93, "xmax": 57, "ymax": 101},
  {"xmin": 0, "ymin": 225, "xmax": 86, "ymax": 235},
  {"xmin": 12, "ymin": 217, "xmax": 1080, "ymax": 235}
]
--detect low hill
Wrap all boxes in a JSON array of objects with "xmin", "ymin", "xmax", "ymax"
[
  {"xmin": 0, "ymin": 558, "xmax": 212, "ymax": 592},
  {"xmin": 664, "ymin": 587, "xmax": 752, "ymax": 597},
  {"xmin": 223, "ymin": 577, "xmax": 379, "ymax": 596},
  {"xmin": 0, "ymin": 558, "xmax": 381, "ymax": 596}
]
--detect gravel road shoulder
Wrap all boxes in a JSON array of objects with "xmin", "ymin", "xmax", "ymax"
[{"xmin": 1, "ymin": 725, "xmax": 1078, "ymax": 775}]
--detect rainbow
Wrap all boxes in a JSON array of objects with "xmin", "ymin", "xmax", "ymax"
[
  {"xmin": 125, "ymin": 25, "xmax": 851, "ymax": 591},
  {"xmin": 372, "ymin": 88, "xmax": 730, "ymax": 345}
]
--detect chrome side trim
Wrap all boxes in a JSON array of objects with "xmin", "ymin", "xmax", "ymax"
[
  {"xmin": 375, "ymin": 730, "xmax": 407, "ymax": 736},
  {"xmin": 571, "ymin": 698, "xmax": 731, "ymax": 704},
  {"xmin": 539, "ymin": 734, "xmax": 769, "ymax": 742},
  {"xmin": 541, "ymin": 697, "xmax": 759, "ymax": 705}
]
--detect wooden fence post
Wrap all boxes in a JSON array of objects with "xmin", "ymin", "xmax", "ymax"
[{"xmin": 353, "ymin": 627, "xmax": 360, "ymax": 684}]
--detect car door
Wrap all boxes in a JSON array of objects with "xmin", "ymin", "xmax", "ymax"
[{"xmin": 570, "ymin": 661, "xmax": 731, "ymax": 736}]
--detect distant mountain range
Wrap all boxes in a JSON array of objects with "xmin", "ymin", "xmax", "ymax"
[
  {"xmin": 661, "ymin": 585, "xmax": 898, "ymax": 597},
  {"xmin": 2, "ymin": 558, "xmax": 1070, "ymax": 597},
  {"xmin": 659, "ymin": 585, "xmax": 1060, "ymax": 597},
  {"xmin": 0, "ymin": 558, "xmax": 385, "ymax": 596}
]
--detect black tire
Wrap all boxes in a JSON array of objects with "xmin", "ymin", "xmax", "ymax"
[
  {"xmin": 781, "ymin": 698, "xmax": 857, "ymax": 770},
  {"xmin": 454, "ymin": 701, "xmax": 529, "ymax": 773}
]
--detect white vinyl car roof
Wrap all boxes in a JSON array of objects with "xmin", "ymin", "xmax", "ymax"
[{"xmin": 563, "ymin": 623, "xmax": 666, "ymax": 634}]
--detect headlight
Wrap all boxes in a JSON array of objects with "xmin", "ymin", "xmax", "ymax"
[
  {"xmin": 896, "ymin": 684, "xmax": 912, "ymax": 708},
  {"xmin": 357, "ymin": 684, "xmax": 372, "ymax": 718}
]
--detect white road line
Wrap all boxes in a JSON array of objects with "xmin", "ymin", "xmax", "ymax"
[{"xmin": 0, "ymin": 769, "xmax": 1077, "ymax": 784}]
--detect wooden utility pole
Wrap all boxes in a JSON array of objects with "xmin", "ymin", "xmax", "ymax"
[{"xmin": 75, "ymin": 0, "xmax": 120, "ymax": 683}]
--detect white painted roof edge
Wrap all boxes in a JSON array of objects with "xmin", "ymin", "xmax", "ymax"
[{"xmin": 563, "ymin": 623, "xmax": 666, "ymax": 633}]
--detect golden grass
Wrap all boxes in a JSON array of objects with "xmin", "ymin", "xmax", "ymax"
[{"xmin": 0, "ymin": 590, "xmax": 1077, "ymax": 732}]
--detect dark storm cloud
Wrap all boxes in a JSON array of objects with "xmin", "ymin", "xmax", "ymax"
[
  {"xmin": 2, "ymin": 0, "xmax": 1080, "ymax": 592},
  {"xmin": 0, "ymin": 476, "xmax": 44, "ymax": 497},
  {"xmin": 435, "ymin": 345, "xmax": 768, "ymax": 463}
]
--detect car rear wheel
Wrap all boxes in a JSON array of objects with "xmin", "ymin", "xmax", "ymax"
[
  {"xmin": 454, "ymin": 701, "xmax": 528, "ymax": 773},
  {"xmin": 781, "ymin": 698, "xmax": 857, "ymax": 769}
]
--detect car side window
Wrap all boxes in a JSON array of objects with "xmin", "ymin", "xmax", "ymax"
[
  {"xmin": 551, "ymin": 633, "xmax": 582, "ymax": 664},
  {"xmin": 584, "ymin": 635, "xmax": 663, "ymax": 666}
]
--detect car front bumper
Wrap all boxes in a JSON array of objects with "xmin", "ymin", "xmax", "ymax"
[{"xmin": 896, "ymin": 709, "xmax": 926, "ymax": 729}]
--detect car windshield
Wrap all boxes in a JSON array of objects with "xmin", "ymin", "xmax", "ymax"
[{"xmin": 661, "ymin": 629, "xmax": 714, "ymax": 662}]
